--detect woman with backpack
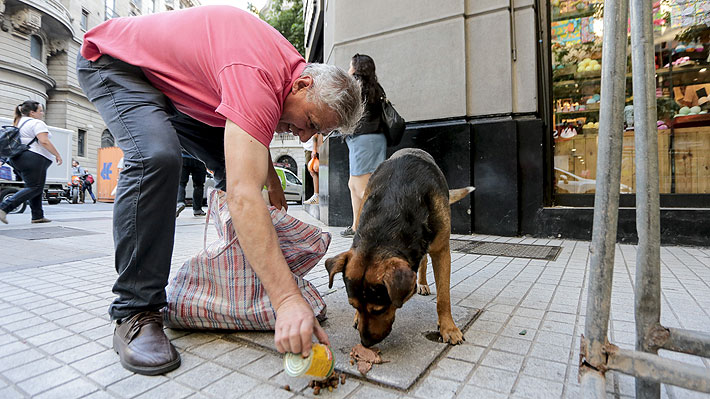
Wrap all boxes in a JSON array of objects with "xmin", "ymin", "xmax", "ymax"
[{"xmin": 0, "ymin": 100, "xmax": 63, "ymax": 224}]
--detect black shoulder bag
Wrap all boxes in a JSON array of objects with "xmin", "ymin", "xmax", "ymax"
[
  {"xmin": 0, "ymin": 120, "xmax": 36, "ymax": 159},
  {"xmin": 380, "ymin": 96, "xmax": 406, "ymax": 147}
]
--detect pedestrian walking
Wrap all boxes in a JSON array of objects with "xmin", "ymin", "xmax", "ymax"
[
  {"xmin": 77, "ymin": 6, "xmax": 363, "ymax": 375},
  {"xmin": 0, "ymin": 101, "xmax": 63, "ymax": 224},
  {"xmin": 341, "ymin": 54, "xmax": 388, "ymax": 238},
  {"xmin": 176, "ymin": 151, "xmax": 207, "ymax": 217},
  {"xmin": 303, "ymin": 133, "xmax": 321, "ymax": 204}
]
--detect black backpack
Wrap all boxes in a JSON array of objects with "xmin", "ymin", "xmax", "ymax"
[{"xmin": 0, "ymin": 120, "xmax": 36, "ymax": 159}]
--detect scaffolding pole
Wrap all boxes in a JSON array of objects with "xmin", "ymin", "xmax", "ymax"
[
  {"xmin": 605, "ymin": 344, "xmax": 710, "ymax": 393},
  {"xmin": 579, "ymin": 0, "xmax": 629, "ymax": 393},
  {"xmin": 630, "ymin": 0, "xmax": 662, "ymax": 396},
  {"xmin": 581, "ymin": 0, "xmax": 710, "ymax": 397}
]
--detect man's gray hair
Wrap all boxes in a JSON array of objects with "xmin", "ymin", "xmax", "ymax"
[{"xmin": 301, "ymin": 63, "xmax": 364, "ymax": 135}]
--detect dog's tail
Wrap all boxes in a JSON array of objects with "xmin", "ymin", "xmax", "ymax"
[{"xmin": 449, "ymin": 186, "xmax": 475, "ymax": 204}]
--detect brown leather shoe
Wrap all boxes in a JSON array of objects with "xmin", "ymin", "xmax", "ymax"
[
  {"xmin": 113, "ymin": 311, "xmax": 181, "ymax": 375},
  {"xmin": 31, "ymin": 218, "xmax": 52, "ymax": 223}
]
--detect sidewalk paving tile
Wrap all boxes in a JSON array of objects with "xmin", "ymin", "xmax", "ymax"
[
  {"xmin": 106, "ymin": 373, "xmax": 168, "ymax": 397},
  {"xmin": 2, "ymin": 358, "xmax": 62, "ymax": 383},
  {"xmin": 87, "ymin": 362, "xmax": 133, "ymax": 388},
  {"xmin": 411, "ymin": 375, "xmax": 459, "ymax": 399},
  {"xmin": 134, "ymin": 379, "xmax": 195, "ymax": 399},
  {"xmin": 34, "ymin": 377, "xmax": 99, "ymax": 399},
  {"xmin": 16, "ymin": 366, "xmax": 81, "ymax": 396},
  {"xmin": 0, "ymin": 203, "xmax": 708, "ymax": 398},
  {"xmin": 0, "ymin": 349, "xmax": 44, "ymax": 372},
  {"xmin": 174, "ymin": 362, "xmax": 231, "ymax": 389},
  {"xmin": 511, "ymin": 375, "xmax": 564, "ymax": 399},
  {"xmin": 199, "ymin": 371, "xmax": 259, "ymax": 397}
]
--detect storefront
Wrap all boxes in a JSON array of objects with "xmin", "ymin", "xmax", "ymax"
[
  {"xmin": 551, "ymin": 0, "xmax": 709, "ymax": 205},
  {"xmin": 313, "ymin": 0, "xmax": 708, "ymax": 246}
]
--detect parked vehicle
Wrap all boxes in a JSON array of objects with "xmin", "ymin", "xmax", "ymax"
[
  {"xmin": 555, "ymin": 167, "xmax": 632, "ymax": 194},
  {"xmin": 261, "ymin": 166, "xmax": 303, "ymax": 204},
  {"xmin": 276, "ymin": 166, "xmax": 303, "ymax": 204},
  {"xmin": 186, "ymin": 166, "xmax": 303, "ymax": 207},
  {"xmin": 0, "ymin": 117, "xmax": 72, "ymax": 212}
]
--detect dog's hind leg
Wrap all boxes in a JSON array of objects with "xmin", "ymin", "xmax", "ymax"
[{"xmin": 417, "ymin": 255, "xmax": 431, "ymax": 295}]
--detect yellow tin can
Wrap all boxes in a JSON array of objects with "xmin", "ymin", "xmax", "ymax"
[{"xmin": 283, "ymin": 343, "xmax": 335, "ymax": 380}]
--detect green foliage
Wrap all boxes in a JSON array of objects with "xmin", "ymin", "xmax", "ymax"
[{"xmin": 249, "ymin": 0, "xmax": 305, "ymax": 56}]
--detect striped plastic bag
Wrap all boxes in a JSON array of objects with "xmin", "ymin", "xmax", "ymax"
[{"xmin": 164, "ymin": 189, "xmax": 329, "ymax": 330}]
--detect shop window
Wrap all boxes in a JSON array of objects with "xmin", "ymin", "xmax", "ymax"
[
  {"xmin": 551, "ymin": 0, "xmax": 710, "ymax": 198},
  {"xmin": 30, "ymin": 35, "xmax": 42, "ymax": 61},
  {"xmin": 78, "ymin": 129, "xmax": 86, "ymax": 157}
]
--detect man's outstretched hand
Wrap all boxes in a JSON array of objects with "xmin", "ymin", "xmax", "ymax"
[{"xmin": 274, "ymin": 295, "xmax": 329, "ymax": 357}]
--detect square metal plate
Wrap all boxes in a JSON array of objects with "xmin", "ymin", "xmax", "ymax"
[{"xmin": 0, "ymin": 226, "xmax": 96, "ymax": 240}]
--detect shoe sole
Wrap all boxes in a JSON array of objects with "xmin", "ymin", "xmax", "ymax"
[
  {"xmin": 113, "ymin": 335, "xmax": 182, "ymax": 376},
  {"xmin": 118, "ymin": 352, "xmax": 181, "ymax": 375}
]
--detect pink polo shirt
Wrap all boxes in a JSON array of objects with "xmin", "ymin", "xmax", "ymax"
[{"xmin": 81, "ymin": 6, "xmax": 306, "ymax": 148}]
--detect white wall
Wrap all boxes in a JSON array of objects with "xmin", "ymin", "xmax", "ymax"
[{"xmin": 322, "ymin": 0, "xmax": 540, "ymax": 122}]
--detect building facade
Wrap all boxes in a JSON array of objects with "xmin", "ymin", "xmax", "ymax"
[
  {"xmin": 0, "ymin": 0, "xmax": 198, "ymax": 178},
  {"xmin": 309, "ymin": 0, "xmax": 709, "ymax": 245}
]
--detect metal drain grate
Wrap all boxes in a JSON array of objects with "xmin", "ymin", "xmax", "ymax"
[
  {"xmin": 450, "ymin": 239, "xmax": 562, "ymax": 261},
  {"xmin": 0, "ymin": 226, "xmax": 96, "ymax": 240}
]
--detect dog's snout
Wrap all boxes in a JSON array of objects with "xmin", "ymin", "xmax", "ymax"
[{"xmin": 360, "ymin": 335, "xmax": 382, "ymax": 348}]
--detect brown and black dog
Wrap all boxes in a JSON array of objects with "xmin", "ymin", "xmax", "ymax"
[{"xmin": 325, "ymin": 148, "xmax": 474, "ymax": 347}]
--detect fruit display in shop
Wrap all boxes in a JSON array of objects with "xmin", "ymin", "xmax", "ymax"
[{"xmin": 578, "ymin": 58, "xmax": 601, "ymax": 72}]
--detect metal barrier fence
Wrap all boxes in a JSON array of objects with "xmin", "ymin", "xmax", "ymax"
[{"xmin": 579, "ymin": 0, "xmax": 710, "ymax": 397}]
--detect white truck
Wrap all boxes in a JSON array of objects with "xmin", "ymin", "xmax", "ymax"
[{"xmin": 0, "ymin": 116, "xmax": 72, "ymax": 213}]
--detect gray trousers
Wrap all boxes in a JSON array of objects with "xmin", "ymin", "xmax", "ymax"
[{"xmin": 77, "ymin": 53, "xmax": 226, "ymax": 320}]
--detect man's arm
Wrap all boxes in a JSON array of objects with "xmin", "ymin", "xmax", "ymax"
[{"xmin": 223, "ymin": 120, "xmax": 329, "ymax": 356}]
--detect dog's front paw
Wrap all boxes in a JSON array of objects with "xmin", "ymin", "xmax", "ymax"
[
  {"xmin": 440, "ymin": 325, "xmax": 464, "ymax": 345},
  {"xmin": 417, "ymin": 284, "xmax": 431, "ymax": 295}
]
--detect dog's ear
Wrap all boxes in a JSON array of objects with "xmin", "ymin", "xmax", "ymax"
[
  {"xmin": 383, "ymin": 261, "xmax": 417, "ymax": 308},
  {"xmin": 325, "ymin": 251, "xmax": 351, "ymax": 288}
]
